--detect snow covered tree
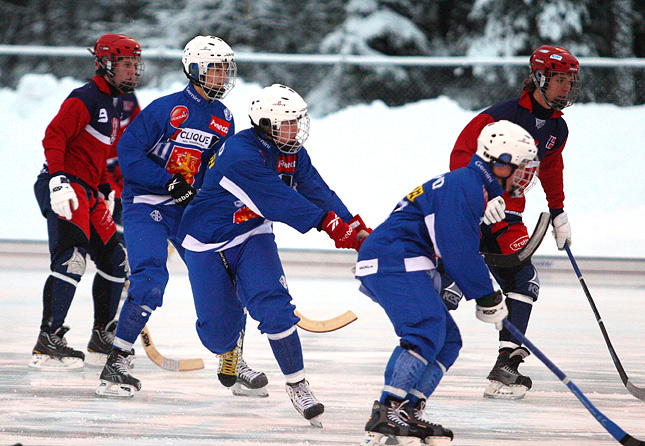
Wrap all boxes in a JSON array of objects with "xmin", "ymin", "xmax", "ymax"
[{"xmin": 309, "ymin": 0, "xmax": 431, "ymax": 115}]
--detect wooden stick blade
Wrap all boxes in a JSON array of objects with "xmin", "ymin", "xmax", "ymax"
[
  {"xmin": 294, "ymin": 310, "xmax": 357, "ymax": 333},
  {"xmin": 140, "ymin": 326, "xmax": 205, "ymax": 371}
]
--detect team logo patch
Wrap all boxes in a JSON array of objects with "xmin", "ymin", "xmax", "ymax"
[
  {"xmin": 407, "ymin": 185, "xmax": 424, "ymax": 202},
  {"xmin": 123, "ymin": 100, "xmax": 135, "ymax": 112},
  {"xmin": 166, "ymin": 146, "xmax": 202, "ymax": 185},
  {"xmin": 279, "ymin": 275, "xmax": 288, "ymax": 289},
  {"xmin": 510, "ymin": 235, "xmax": 529, "ymax": 252},
  {"xmin": 233, "ymin": 206, "xmax": 260, "ymax": 224},
  {"xmin": 175, "ymin": 128, "xmax": 214, "ymax": 150},
  {"xmin": 277, "ymin": 155, "xmax": 297, "ymax": 173},
  {"xmin": 209, "ymin": 115, "xmax": 231, "ymax": 136},
  {"xmin": 546, "ymin": 135, "xmax": 557, "ymax": 150},
  {"xmin": 224, "ymin": 108, "xmax": 233, "ymax": 121},
  {"xmin": 150, "ymin": 210, "xmax": 162, "ymax": 222},
  {"xmin": 170, "ymin": 106, "xmax": 189, "ymax": 128}
]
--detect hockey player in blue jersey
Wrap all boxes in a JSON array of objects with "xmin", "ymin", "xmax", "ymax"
[
  {"xmin": 177, "ymin": 84, "xmax": 372, "ymax": 426},
  {"xmin": 355, "ymin": 121, "xmax": 538, "ymax": 445},
  {"xmin": 96, "ymin": 36, "xmax": 266, "ymax": 398}
]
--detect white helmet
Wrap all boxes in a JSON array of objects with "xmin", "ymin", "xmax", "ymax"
[
  {"xmin": 182, "ymin": 36, "xmax": 236, "ymax": 100},
  {"xmin": 249, "ymin": 84, "xmax": 310, "ymax": 154},
  {"xmin": 476, "ymin": 120, "xmax": 539, "ymax": 197}
]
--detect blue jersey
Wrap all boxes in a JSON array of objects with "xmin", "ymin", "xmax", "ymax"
[
  {"xmin": 356, "ymin": 156, "xmax": 503, "ymax": 301},
  {"xmin": 118, "ymin": 83, "xmax": 235, "ymax": 204},
  {"xmin": 179, "ymin": 128, "xmax": 352, "ymax": 251}
]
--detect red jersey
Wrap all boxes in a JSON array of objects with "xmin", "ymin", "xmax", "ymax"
[
  {"xmin": 43, "ymin": 76, "xmax": 124, "ymax": 190},
  {"xmin": 451, "ymin": 91, "xmax": 569, "ymax": 214}
]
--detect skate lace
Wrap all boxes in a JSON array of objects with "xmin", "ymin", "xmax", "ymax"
[
  {"xmin": 238, "ymin": 359, "xmax": 261, "ymax": 380},
  {"xmin": 114, "ymin": 354, "xmax": 133, "ymax": 376},
  {"xmin": 387, "ymin": 400, "xmax": 411, "ymax": 426},
  {"xmin": 289, "ymin": 381, "xmax": 319, "ymax": 410},
  {"xmin": 411, "ymin": 401, "xmax": 443, "ymax": 428},
  {"xmin": 217, "ymin": 346, "xmax": 241, "ymax": 376},
  {"xmin": 99, "ymin": 328, "xmax": 116, "ymax": 345}
]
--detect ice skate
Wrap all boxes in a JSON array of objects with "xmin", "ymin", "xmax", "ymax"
[
  {"xmin": 360, "ymin": 400, "xmax": 418, "ymax": 446},
  {"xmin": 231, "ymin": 358, "xmax": 269, "ymax": 397},
  {"xmin": 86, "ymin": 320, "xmax": 117, "ymax": 366},
  {"xmin": 29, "ymin": 326, "xmax": 85, "ymax": 370},
  {"xmin": 402, "ymin": 400, "xmax": 453, "ymax": 445},
  {"xmin": 484, "ymin": 347, "xmax": 532, "ymax": 400},
  {"xmin": 95, "ymin": 349, "xmax": 140, "ymax": 398},
  {"xmin": 217, "ymin": 345, "xmax": 241, "ymax": 388},
  {"xmin": 285, "ymin": 379, "xmax": 324, "ymax": 427}
]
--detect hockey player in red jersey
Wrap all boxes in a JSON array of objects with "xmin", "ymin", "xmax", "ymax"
[
  {"xmin": 31, "ymin": 34, "xmax": 144, "ymax": 370},
  {"xmin": 446, "ymin": 45, "xmax": 580, "ymax": 399}
]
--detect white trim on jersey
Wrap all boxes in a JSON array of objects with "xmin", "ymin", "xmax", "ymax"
[
  {"xmin": 133, "ymin": 194, "xmax": 174, "ymax": 205},
  {"xmin": 424, "ymin": 213, "xmax": 442, "ymax": 258},
  {"xmin": 85, "ymin": 124, "xmax": 112, "ymax": 145},
  {"xmin": 181, "ymin": 220, "xmax": 273, "ymax": 252},
  {"xmin": 219, "ymin": 176, "xmax": 265, "ymax": 218}
]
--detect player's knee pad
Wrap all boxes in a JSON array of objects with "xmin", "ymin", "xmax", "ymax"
[
  {"xmin": 51, "ymin": 246, "xmax": 87, "ymax": 283},
  {"xmin": 95, "ymin": 238, "xmax": 127, "ymax": 280},
  {"xmin": 513, "ymin": 264, "xmax": 540, "ymax": 301}
]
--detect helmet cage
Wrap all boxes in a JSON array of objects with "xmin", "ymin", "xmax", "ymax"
[
  {"xmin": 508, "ymin": 159, "xmax": 540, "ymax": 197},
  {"xmin": 259, "ymin": 115, "xmax": 311, "ymax": 154},
  {"xmin": 530, "ymin": 45, "xmax": 580, "ymax": 110},
  {"xmin": 185, "ymin": 59, "xmax": 236, "ymax": 100},
  {"xmin": 249, "ymin": 84, "xmax": 310, "ymax": 154},
  {"xmin": 182, "ymin": 36, "xmax": 236, "ymax": 100},
  {"xmin": 91, "ymin": 34, "xmax": 144, "ymax": 93}
]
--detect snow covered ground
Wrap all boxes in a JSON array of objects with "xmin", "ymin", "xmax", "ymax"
[
  {"xmin": 2, "ymin": 74, "xmax": 645, "ymax": 258},
  {"xmin": 1, "ymin": 252, "xmax": 644, "ymax": 446}
]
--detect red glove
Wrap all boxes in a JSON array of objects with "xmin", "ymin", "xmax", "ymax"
[
  {"xmin": 349, "ymin": 214, "xmax": 372, "ymax": 240},
  {"xmin": 320, "ymin": 212, "xmax": 360, "ymax": 250}
]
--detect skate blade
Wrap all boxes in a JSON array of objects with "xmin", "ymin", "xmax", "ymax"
[
  {"xmin": 308, "ymin": 416, "xmax": 323, "ymax": 428},
  {"xmin": 95, "ymin": 381, "xmax": 138, "ymax": 399},
  {"xmin": 422, "ymin": 436, "xmax": 452, "ymax": 445},
  {"xmin": 483, "ymin": 380, "xmax": 528, "ymax": 400},
  {"xmin": 28, "ymin": 354, "xmax": 84, "ymax": 370},
  {"xmin": 360, "ymin": 432, "xmax": 420, "ymax": 445},
  {"xmin": 231, "ymin": 382, "xmax": 269, "ymax": 398}
]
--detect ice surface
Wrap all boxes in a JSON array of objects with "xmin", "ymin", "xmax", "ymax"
[{"xmin": 1, "ymin": 253, "xmax": 643, "ymax": 446}]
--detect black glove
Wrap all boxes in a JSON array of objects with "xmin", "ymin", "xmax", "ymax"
[{"xmin": 165, "ymin": 173, "xmax": 196, "ymax": 207}]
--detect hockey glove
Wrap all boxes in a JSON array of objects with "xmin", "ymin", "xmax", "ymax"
[
  {"xmin": 349, "ymin": 214, "xmax": 372, "ymax": 240},
  {"xmin": 320, "ymin": 211, "xmax": 360, "ymax": 251},
  {"xmin": 483, "ymin": 196, "xmax": 506, "ymax": 225},
  {"xmin": 475, "ymin": 290, "xmax": 508, "ymax": 330},
  {"xmin": 98, "ymin": 183, "xmax": 115, "ymax": 216},
  {"xmin": 49, "ymin": 175, "xmax": 79, "ymax": 220},
  {"xmin": 552, "ymin": 212, "xmax": 571, "ymax": 250},
  {"xmin": 165, "ymin": 173, "xmax": 197, "ymax": 207}
]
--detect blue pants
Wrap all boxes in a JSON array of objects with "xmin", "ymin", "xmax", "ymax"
[
  {"xmin": 184, "ymin": 233, "xmax": 300, "ymax": 355},
  {"xmin": 122, "ymin": 202, "xmax": 185, "ymax": 310},
  {"xmin": 359, "ymin": 270, "xmax": 462, "ymax": 369}
]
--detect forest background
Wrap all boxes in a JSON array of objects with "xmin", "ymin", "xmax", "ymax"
[{"xmin": 0, "ymin": 0, "xmax": 643, "ymax": 116}]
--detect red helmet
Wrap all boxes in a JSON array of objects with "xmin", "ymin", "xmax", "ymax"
[
  {"xmin": 529, "ymin": 45, "xmax": 580, "ymax": 110},
  {"xmin": 91, "ymin": 34, "xmax": 144, "ymax": 92},
  {"xmin": 530, "ymin": 45, "xmax": 579, "ymax": 77}
]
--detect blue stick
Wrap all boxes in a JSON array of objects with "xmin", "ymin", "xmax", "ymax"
[
  {"xmin": 502, "ymin": 319, "xmax": 643, "ymax": 445},
  {"xmin": 564, "ymin": 243, "xmax": 645, "ymax": 401}
]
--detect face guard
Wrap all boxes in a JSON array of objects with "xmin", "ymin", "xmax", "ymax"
[
  {"xmin": 182, "ymin": 36, "xmax": 236, "ymax": 100},
  {"xmin": 249, "ymin": 84, "xmax": 310, "ymax": 154},
  {"xmin": 530, "ymin": 45, "xmax": 581, "ymax": 110},
  {"xmin": 91, "ymin": 34, "xmax": 144, "ymax": 93}
]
